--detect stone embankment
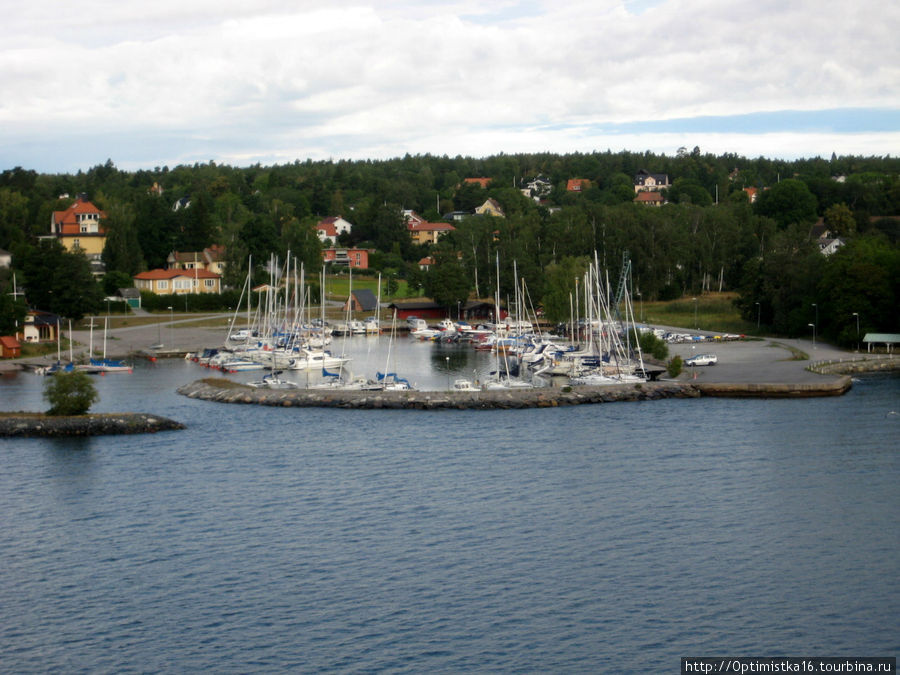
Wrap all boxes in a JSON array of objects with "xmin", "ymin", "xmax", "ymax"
[
  {"xmin": 0, "ymin": 413, "xmax": 186, "ymax": 437},
  {"xmin": 177, "ymin": 376, "xmax": 852, "ymax": 411},
  {"xmin": 807, "ymin": 355, "xmax": 898, "ymax": 376}
]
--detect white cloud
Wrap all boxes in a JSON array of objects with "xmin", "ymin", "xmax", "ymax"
[{"xmin": 0, "ymin": 0, "xmax": 897, "ymax": 171}]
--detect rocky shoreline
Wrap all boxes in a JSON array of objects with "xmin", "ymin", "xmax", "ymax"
[
  {"xmin": 176, "ymin": 375, "xmax": 852, "ymax": 411},
  {"xmin": 0, "ymin": 413, "xmax": 186, "ymax": 438}
]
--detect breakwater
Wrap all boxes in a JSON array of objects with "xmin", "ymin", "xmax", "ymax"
[
  {"xmin": 0, "ymin": 413, "xmax": 186, "ymax": 437},
  {"xmin": 807, "ymin": 355, "xmax": 898, "ymax": 376},
  {"xmin": 177, "ymin": 376, "xmax": 852, "ymax": 410}
]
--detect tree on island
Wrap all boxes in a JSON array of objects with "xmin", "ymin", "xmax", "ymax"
[{"xmin": 43, "ymin": 371, "xmax": 99, "ymax": 416}]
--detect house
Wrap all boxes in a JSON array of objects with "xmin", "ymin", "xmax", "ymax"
[
  {"xmin": 315, "ymin": 216, "xmax": 353, "ymax": 244},
  {"xmin": 50, "ymin": 195, "xmax": 107, "ymax": 258},
  {"xmin": 521, "ymin": 175, "xmax": 552, "ymax": 201},
  {"xmin": 475, "ymin": 198, "xmax": 505, "ymax": 218},
  {"xmin": 133, "ymin": 268, "xmax": 222, "ymax": 295},
  {"xmin": 819, "ymin": 237, "xmax": 845, "ymax": 256},
  {"xmin": 633, "ymin": 169, "xmax": 670, "ymax": 193},
  {"xmin": 634, "ymin": 191, "xmax": 666, "ymax": 207},
  {"xmin": 418, "ymin": 256, "xmax": 435, "ymax": 271},
  {"xmin": 567, "ymin": 179, "xmax": 591, "ymax": 192},
  {"xmin": 322, "ymin": 247, "xmax": 370, "ymax": 269},
  {"xmin": 743, "ymin": 187, "xmax": 759, "ymax": 203},
  {"xmin": 442, "ymin": 211, "xmax": 470, "ymax": 222},
  {"xmin": 809, "ymin": 219, "xmax": 844, "ymax": 255},
  {"xmin": 167, "ymin": 245, "xmax": 227, "ymax": 276},
  {"xmin": 344, "ymin": 289, "xmax": 378, "ymax": 313},
  {"xmin": 19, "ymin": 309, "xmax": 60, "ymax": 343},
  {"xmin": 0, "ymin": 335, "xmax": 21, "ymax": 359},
  {"xmin": 464, "ymin": 177, "xmax": 492, "ymax": 189},
  {"xmin": 0, "ymin": 247, "xmax": 11, "ymax": 268},
  {"xmin": 407, "ymin": 220, "xmax": 456, "ymax": 245}
]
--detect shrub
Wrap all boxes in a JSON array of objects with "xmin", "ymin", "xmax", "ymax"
[
  {"xmin": 667, "ymin": 355, "xmax": 684, "ymax": 378},
  {"xmin": 43, "ymin": 371, "xmax": 99, "ymax": 416}
]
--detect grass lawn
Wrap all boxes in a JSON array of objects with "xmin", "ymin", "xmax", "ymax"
[
  {"xmin": 323, "ymin": 274, "xmax": 412, "ymax": 302},
  {"xmin": 639, "ymin": 293, "xmax": 759, "ymax": 335}
]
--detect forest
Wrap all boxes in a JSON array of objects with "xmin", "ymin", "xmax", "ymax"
[{"xmin": 0, "ymin": 148, "xmax": 898, "ymax": 348}]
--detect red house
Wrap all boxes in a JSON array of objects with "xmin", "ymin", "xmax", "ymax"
[{"xmin": 322, "ymin": 247, "xmax": 370, "ymax": 269}]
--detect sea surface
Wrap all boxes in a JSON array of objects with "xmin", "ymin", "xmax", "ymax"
[{"xmin": 1, "ymin": 345, "xmax": 898, "ymax": 673}]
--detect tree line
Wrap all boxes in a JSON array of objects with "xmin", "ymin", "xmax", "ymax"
[{"xmin": 0, "ymin": 150, "xmax": 898, "ymax": 346}]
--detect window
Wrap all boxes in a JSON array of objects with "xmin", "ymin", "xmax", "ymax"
[
  {"xmin": 174, "ymin": 279, "xmax": 190, "ymax": 290},
  {"xmin": 157, "ymin": 280, "xmax": 169, "ymax": 290},
  {"xmin": 204, "ymin": 279, "xmax": 215, "ymax": 288},
  {"xmin": 72, "ymin": 238, "xmax": 80, "ymax": 249}
]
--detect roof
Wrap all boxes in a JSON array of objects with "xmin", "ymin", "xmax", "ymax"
[
  {"xmin": 1, "ymin": 336, "xmax": 21, "ymax": 349},
  {"xmin": 51, "ymin": 196, "xmax": 107, "ymax": 235},
  {"xmin": 407, "ymin": 221, "xmax": 456, "ymax": 232},
  {"xmin": 118, "ymin": 287, "xmax": 141, "ymax": 298},
  {"xmin": 635, "ymin": 191, "xmax": 665, "ymax": 203},
  {"xmin": 567, "ymin": 179, "xmax": 590, "ymax": 191},
  {"xmin": 464, "ymin": 177, "xmax": 491, "ymax": 189},
  {"xmin": 134, "ymin": 268, "xmax": 221, "ymax": 280},
  {"xmin": 862, "ymin": 333, "xmax": 900, "ymax": 343},
  {"xmin": 317, "ymin": 221, "xmax": 337, "ymax": 237},
  {"xmin": 350, "ymin": 289, "xmax": 378, "ymax": 312},
  {"xmin": 418, "ymin": 256, "xmax": 434, "ymax": 266}
]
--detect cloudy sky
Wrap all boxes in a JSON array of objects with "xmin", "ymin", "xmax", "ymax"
[{"xmin": 2, "ymin": 0, "xmax": 898, "ymax": 173}]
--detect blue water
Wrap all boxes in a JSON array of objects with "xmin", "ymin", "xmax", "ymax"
[{"xmin": 1, "ymin": 360, "xmax": 898, "ymax": 673}]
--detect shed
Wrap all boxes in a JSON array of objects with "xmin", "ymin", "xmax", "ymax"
[
  {"xmin": 344, "ymin": 289, "xmax": 378, "ymax": 313},
  {"xmin": 0, "ymin": 335, "xmax": 21, "ymax": 358},
  {"xmin": 118, "ymin": 287, "xmax": 142, "ymax": 309},
  {"xmin": 863, "ymin": 333, "xmax": 900, "ymax": 354}
]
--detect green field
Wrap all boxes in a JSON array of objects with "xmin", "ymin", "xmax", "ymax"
[{"xmin": 639, "ymin": 293, "xmax": 759, "ymax": 335}]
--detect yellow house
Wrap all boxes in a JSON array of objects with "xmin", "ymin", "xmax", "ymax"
[
  {"xmin": 51, "ymin": 195, "xmax": 107, "ymax": 257},
  {"xmin": 475, "ymin": 198, "xmax": 505, "ymax": 218},
  {"xmin": 133, "ymin": 269, "xmax": 222, "ymax": 295}
]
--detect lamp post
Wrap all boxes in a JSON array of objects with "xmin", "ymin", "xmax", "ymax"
[
  {"xmin": 168, "ymin": 306, "xmax": 173, "ymax": 349},
  {"xmin": 808, "ymin": 322, "xmax": 816, "ymax": 350},
  {"xmin": 445, "ymin": 356, "xmax": 450, "ymax": 390},
  {"xmin": 812, "ymin": 302, "xmax": 818, "ymax": 334},
  {"xmin": 755, "ymin": 302, "xmax": 760, "ymax": 332},
  {"xmin": 692, "ymin": 297, "xmax": 698, "ymax": 330},
  {"xmin": 852, "ymin": 312, "xmax": 859, "ymax": 352}
]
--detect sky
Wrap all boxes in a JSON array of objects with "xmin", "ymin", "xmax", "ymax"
[{"xmin": 1, "ymin": 0, "xmax": 898, "ymax": 174}]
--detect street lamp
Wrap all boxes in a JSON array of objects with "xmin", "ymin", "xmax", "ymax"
[
  {"xmin": 168, "ymin": 306, "xmax": 173, "ymax": 349},
  {"xmin": 812, "ymin": 303, "xmax": 818, "ymax": 333},
  {"xmin": 445, "ymin": 356, "xmax": 450, "ymax": 390},
  {"xmin": 852, "ymin": 312, "xmax": 860, "ymax": 352},
  {"xmin": 692, "ymin": 297, "xmax": 698, "ymax": 330},
  {"xmin": 755, "ymin": 302, "xmax": 761, "ymax": 332},
  {"xmin": 808, "ymin": 322, "xmax": 816, "ymax": 350}
]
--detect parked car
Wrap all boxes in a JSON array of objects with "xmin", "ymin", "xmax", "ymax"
[{"xmin": 685, "ymin": 353, "xmax": 718, "ymax": 366}]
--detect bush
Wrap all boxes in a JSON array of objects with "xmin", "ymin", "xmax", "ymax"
[
  {"xmin": 43, "ymin": 371, "xmax": 99, "ymax": 416},
  {"xmin": 667, "ymin": 355, "xmax": 684, "ymax": 378}
]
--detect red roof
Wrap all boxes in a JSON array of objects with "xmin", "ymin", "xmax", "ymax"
[
  {"xmin": 1, "ymin": 336, "xmax": 21, "ymax": 349},
  {"xmin": 134, "ymin": 268, "xmax": 221, "ymax": 280},
  {"xmin": 52, "ymin": 197, "xmax": 107, "ymax": 236},
  {"xmin": 317, "ymin": 221, "xmax": 337, "ymax": 237},
  {"xmin": 464, "ymin": 177, "xmax": 491, "ymax": 189},
  {"xmin": 567, "ymin": 179, "xmax": 590, "ymax": 192},
  {"xmin": 634, "ymin": 191, "xmax": 665, "ymax": 203}
]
